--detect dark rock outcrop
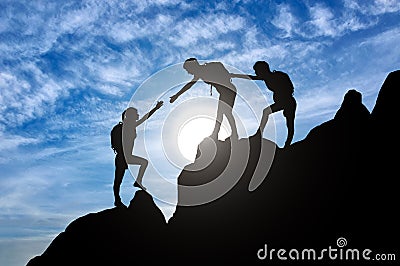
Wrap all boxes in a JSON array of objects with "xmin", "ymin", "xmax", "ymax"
[
  {"xmin": 28, "ymin": 70, "xmax": 399, "ymax": 265},
  {"xmin": 28, "ymin": 190, "xmax": 167, "ymax": 265}
]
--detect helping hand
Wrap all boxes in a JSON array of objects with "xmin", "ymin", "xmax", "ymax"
[
  {"xmin": 170, "ymin": 94, "xmax": 178, "ymax": 103},
  {"xmin": 156, "ymin": 101, "xmax": 164, "ymax": 109}
]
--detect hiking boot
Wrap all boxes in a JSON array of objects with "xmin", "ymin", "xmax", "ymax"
[{"xmin": 114, "ymin": 199, "xmax": 125, "ymax": 208}]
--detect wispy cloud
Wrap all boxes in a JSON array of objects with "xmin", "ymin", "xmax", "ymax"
[
  {"xmin": 271, "ymin": 4, "xmax": 298, "ymax": 38},
  {"xmin": 108, "ymin": 14, "xmax": 175, "ymax": 43},
  {"xmin": 0, "ymin": 64, "xmax": 68, "ymax": 127},
  {"xmin": 308, "ymin": 4, "xmax": 338, "ymax": 37},
  {"xmin": 302, "ymin": 3, "xmax": 378, "ymax": 38},
  {"xmin": 0, "ymin": 237, "xmax": 54, "ymax": 266},
  {"xmin": 269, "ymin": 2, "xmax": 380, "ymax": 39},
  {"xmin": 344, "ymin": 0, "xmax": 400, "ymax": 15},
  {"xmin": 0, "ymin": 133, "xmax": 40, "ymax": 152},
  {"xmin": 130, "ymin": 0, "xmax": 187, "ymax": 13},
  {"xmin": 168, "ymin": 13, "xmax": 245, "ymax": 47},
  {"xmin": 0, "ymin": 1, "xmax": 399, "ymax": 265}
]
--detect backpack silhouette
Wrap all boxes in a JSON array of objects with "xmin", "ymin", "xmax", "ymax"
[
  {"xmin": 202, "ymin": 62, "xmax": 232, "ymax": 95},
  {"xmin": 111, "ymin": 122, "xmax": 123, "ymax": 154},
  {"xmin": 271, "ymin": 70, "xmax": 294, "ymax": 95}
]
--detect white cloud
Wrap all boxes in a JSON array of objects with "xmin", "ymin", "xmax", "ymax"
[
  {"xmin": 344, "ymin": 0, "xmax": 400, "ymax": 15},
  {"xmin": 58, "ymin": 2, "xmax": 102, "ymax": 34},
  {"xmin": 359, "ymin": 26, "xmax": 400, "ymax": 48},
  {"xmin": 108, "ymin": 14, "xmax": 174, "ymax": 43},
  {"xmin": 220, "ymin": 27, "xmax": 290, "ymax": 69},
  {"xmin": 169, "ymin": 13, "xmax": 245, "ymax": 47},
  {"xmin": 308, "ymin": 4, "xmax": 338, "ymax": 37},
  {"xmin": 0, "ymin": 168, "xmax": 54, "ymax": 212},
  {"xmin": 296, "ymin": 88, "xmax": 342, "ymax": 120},
  {"xmin": 271, "ymin": 4, "xmax": 298, "ymax": 38},
  {"xmin": 0, "ymin": 237, "xmax": 54, "ymax": 266},
  {"xmin": 296, "ymin": 3, "xmax": 379, "ymax": 38},
  {"xmin": 372, "ymin": 0, "xmax": 400, "ymax": 14},
  {"xmin": 357, "ymin": 27, "xmax": 400, "ymax": 73},
  {"xmin": 0, "ymin": 64, "xmax": 68, "ymax": 127},
  {"xmin": 0, "ymin": 73, "xmax": 29, "ymax": 111},
  {"xmin": 0, "ymin": 135, "xmax": 115, "ymax": 228},
  {"xmin": 96, "ymin": 64, "xmax": 139, "ymax": 85},
  {"xmin": 131, "ymin": 0, "xmax": 185, "ymax": 13},
  {"xmin": 0, "ymin": 133, "xmax": 40, "ymax": 152},
  {"xmin": 95, "ymin": 84, "xmax": 123, "ymax": 96},
  {"xmin": 221, "ymin": 28, "xmax": 324, "ymax": 73},
  {"xmin": 338, "ymin": 11, "xmax": 378, "ymax": 33},
  {"xmin": 0, "ymin": 3, "xmax": 399, "ymax": 266}
]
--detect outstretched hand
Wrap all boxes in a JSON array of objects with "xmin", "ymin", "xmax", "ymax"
[
  {"xmin": 170, "ymin": 94, "xmax": 178, "ymax": 103},
  {"xmin": 156, "ymin": 101, "xmax": 164, "ymax": 109}
]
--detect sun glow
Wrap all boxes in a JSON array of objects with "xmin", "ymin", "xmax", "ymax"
[{"xmin": 177, "ymin": 117, "xmax": 229, "ymax": 161}]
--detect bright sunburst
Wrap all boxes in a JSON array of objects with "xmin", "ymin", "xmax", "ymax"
[{"xmin": 177, "ymin": 116, "xmax": 230, "ymax": 161}]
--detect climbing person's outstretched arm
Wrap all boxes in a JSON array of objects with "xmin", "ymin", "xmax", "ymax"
[
  {"xmin": 136, "ymin": 101, "xmax": 164, "ymax": 126},
  {"xmin": 170, "ymin": 77, "xmax": 199, "ymax": 103},
  {"xmin": 231, "ymin": 73, "xmax": 263, "ymax": 80}
]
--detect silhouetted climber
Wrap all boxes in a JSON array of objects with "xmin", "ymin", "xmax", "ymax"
[
  {"xmin": 232, "ymin": 61, "xmax": 296, "ymax": 148},
  {"xmin": 170, "ymin": 58, "xmax": 238, "ymax": 140},
  {"xmin": 120, "ymin": 101, "xmax": 163, "ymax": 193},
  {"xmin": 111, "ymin": 110, "xmax": 128, "ymax": 207}
]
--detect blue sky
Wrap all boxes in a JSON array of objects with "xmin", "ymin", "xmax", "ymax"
[{"xmin": 0, "ymin": 0, "xmax": 399, "ymax": 265}]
